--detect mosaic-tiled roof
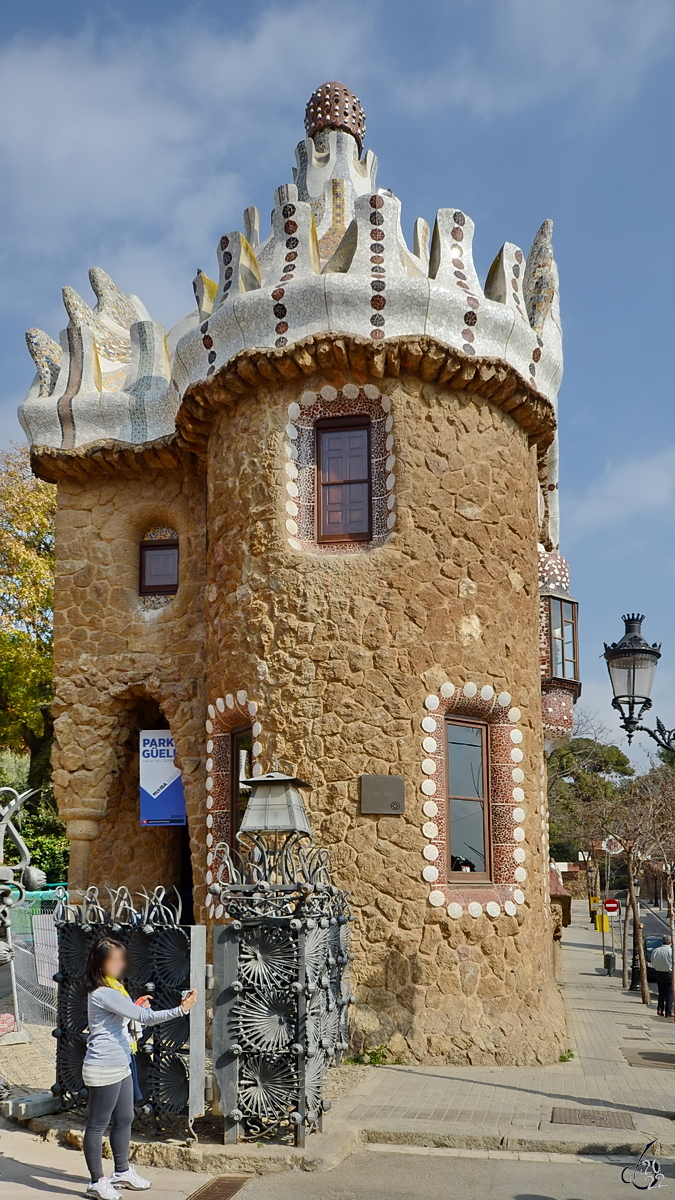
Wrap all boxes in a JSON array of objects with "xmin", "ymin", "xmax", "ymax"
[{"xmin": 19, "ymin": 86, "xmax": 563, "ymax": 463}]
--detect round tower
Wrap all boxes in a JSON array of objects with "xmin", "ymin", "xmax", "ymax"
[{"xmin": 20, "ymin": 84, "xmax": 576, "ymax": 1064}]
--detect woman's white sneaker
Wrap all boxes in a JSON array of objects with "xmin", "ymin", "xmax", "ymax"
[
  {"xmin": 86, "ymin": 1179, "xmax": 120, "ymax": 1200},
  {"xmin": 111, "ymin": 1166, "xmax": 151, "ymax": 1190}
]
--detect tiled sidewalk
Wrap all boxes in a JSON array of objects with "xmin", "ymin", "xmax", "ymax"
[{"xmin": 335, "ymin": 901, "xmax": 675, "ymax": 1153}]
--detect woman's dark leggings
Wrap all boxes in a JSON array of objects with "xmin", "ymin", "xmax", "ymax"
[{"xmin": 83, "ymin": 1074, "xmax": 134, "ymax": 1181}]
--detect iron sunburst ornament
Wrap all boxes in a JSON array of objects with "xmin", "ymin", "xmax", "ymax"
[
  {"xmin": 238, "ymin": 1054, "xmax": 298, "ymax": 1121},
  {"xmin": 237, "ymin": 990, "xmax": 295, "ymax": 1053}
]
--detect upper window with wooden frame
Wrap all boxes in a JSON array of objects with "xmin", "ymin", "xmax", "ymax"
[
  {"xmin": 547, "ymin": 595, "xmax": 579, "ymax": 682},
  {"xmin": 316, "ymin": 417, "xmax": 372, "ymax": 544},
  {"xmin": 446, "ymin": 718, "xmax": 490, "ymax": 881},
  {"xmin": 139, "ymin": 526, "xmax": 179, "ymax": 595}
]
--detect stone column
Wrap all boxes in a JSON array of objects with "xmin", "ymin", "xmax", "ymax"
[{"xmin": 64, "ymin": 804, "xmax": 107, "ymax": 899}]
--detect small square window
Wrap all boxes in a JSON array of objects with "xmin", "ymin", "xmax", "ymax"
[{"xmin": 140, "ymin": 540, "xmax": 179, "ymax": 594}]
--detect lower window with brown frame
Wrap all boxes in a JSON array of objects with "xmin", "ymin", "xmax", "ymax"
[{"xmin": 446, "ymin": 718, "xmax": 491, "ymax": 881}]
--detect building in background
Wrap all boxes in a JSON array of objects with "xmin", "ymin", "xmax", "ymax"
[{"xmin": 20, "ymin": 82, "xmax": 580, "ymax": 1064}]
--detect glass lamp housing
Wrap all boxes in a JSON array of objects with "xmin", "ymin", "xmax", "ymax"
[
  {"xmin": 604, "ymin": 614, "xmax": 661, "ymax": 708},
  {"xmin": 239, "ymin": 771, "xmax": 312, "ymax": 834}
]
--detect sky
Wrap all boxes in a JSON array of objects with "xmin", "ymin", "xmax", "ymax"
[{"xmin": 0, "ymin": 0, "xmax": 674, "ymax": 769}]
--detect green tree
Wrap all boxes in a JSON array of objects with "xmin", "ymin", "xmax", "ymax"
[
  {"xmin": 0, "ymin": 443, "xmax": 55, "ymax": 792},
  {"xmin": 547, "ymin": 719, "xmax": 633, "ymax": 861}
]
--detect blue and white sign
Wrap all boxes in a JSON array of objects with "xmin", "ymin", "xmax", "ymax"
[{"xmin": 139, "ymin": 731, "xmax": 186, "ymax": 826}]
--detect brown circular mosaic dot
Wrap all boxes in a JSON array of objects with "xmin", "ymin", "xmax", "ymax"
[
  {"xmin": 202, "ymin": 334, "xmax": 213, "ymax": 349},
  {"xmin": 515, "ymin": 249, "xmax": 523, "ymax": 263},
  {"xmin": 219, "ymin": 236, "xmax": 229, "ymax": 251},
  {"xmin": 370, "ymin": 328, "xmax": 384, "ymax": 340},
  {"xmin": 511, "ymin": 278, "xmax": 519, "ymax": 290},
  {"xmin": 466, "ymin": 297, "xmax": 480, "ymax": 310},
  {"xmin": 283, "ymin": 220, "xmax": 298, "ymax": 235},
  {"xmin": 224, "ymin": 267, "xmax": 233, "ymax": 280},
  {"xmin": 371, "ymin": 295, "xmax": 386, "ymax": 310},
  {"xmin": 273, "ymin": 303, "xmax": 287, "ymax": 318},
  {"xmin": 453, "ymin": 211, "xmax": 465, "ymax": 225},
  {"xmin": 370, "ymin": 194, "xmax": 384, "ymax": 208},
  {"xmin": 282, "ymin": 203, "xmax": 296, "ymax": 218},
  {"xmin": 285, "ymin": 251, "xmax": 298, "ymax": 261},
  {"xmin": 280, "ymin": 274, "xmax": 293, "ymax": 282},
  {"xmin": 451, "ymin": 227, "xmax": 464, "ymax": 241},
  {"xmin": 463, "ymin": 311, "xmax": 477, "ymax": 327},
  {"xmin": 532, "ymin": 347, "xmax": 541, "ymax": 362},
  {"xmin": 452, "ymin": 259, "xmax": 464, "ymax": 269},
  {"xmin": 275, "ymin": 321, "xmax": 289, "ymax": 334},
  {"xmin": 462, "ymin": 328, "xmax": 475, "ymax": 342},
  {"xmin": 370, "ymin": 229, "xmax": 384, "ymax": 241},
  {"xmin": 271, "ymin": 288, "xmax": 285, "ymax": 301},
  {"xmin": 370, "ymin": 255, "xmax": 384, "ymax": 264},
  {"xmin": 457, "ymin": 281, "xmax": 469, "ymax": 291}
]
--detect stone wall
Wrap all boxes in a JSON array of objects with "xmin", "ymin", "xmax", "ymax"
[
  {"xmin": 201, "ymin": 366, "xmax": 565, "ymax": 1065},
  {"xmin": 47, "ymin": 453, "xmax": 208, "ymax": 904}
]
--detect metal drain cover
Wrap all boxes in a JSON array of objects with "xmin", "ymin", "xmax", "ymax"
[
  {"xmin": 551, "ymin": 1107, "xmax": 635, "ymax": 1129},
  {"xmin": 622, "ymin": 1048, "xmax": 675, "ymax": 1069},
  {"xmin": 187, "ymin": 1180, "xmax": 249, "ymax": 1200}
]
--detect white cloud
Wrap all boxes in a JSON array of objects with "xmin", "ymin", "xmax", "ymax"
[
  {"xmin": 565, "ymin": 446, "xmax": 675, "ymax": 538},
  {"xmin": 389, "ymin": 0, "xmax": 675, "ymax": 119},
  {"xmin": 0, "ymin": 9, "xmax": 367, "ymax": 329}
]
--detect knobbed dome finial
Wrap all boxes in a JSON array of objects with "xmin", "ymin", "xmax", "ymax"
[{"xmin": 304, "ymin": 82, "xmax": 366, "ymax": 153}]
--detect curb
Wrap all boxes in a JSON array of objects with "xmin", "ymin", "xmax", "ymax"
[{"xmin": 22, "ymin": 1114, "xmax": 361, "ymax": 1175}]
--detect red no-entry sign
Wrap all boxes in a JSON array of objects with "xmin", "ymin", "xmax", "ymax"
[{"xmin": 604, "ymin": 898, "xmax": 620, "ymax": 914}]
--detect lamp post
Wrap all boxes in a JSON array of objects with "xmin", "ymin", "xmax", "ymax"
[
  {"xmin": 630, "ymin": 875, "xmax": 641, "ymax": 991},
  {"xmin": 603, "ymin": 614, "xmax": 667, "ymax": 747}
]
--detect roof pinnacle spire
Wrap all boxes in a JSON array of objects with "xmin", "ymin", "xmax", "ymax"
[{"xmin": 304, "ymin": 82, "xmax": 366, "ymax": 153}]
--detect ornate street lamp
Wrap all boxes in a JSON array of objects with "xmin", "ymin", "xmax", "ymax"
[{"xmin": 604, "ymin": 614, "xmax": 666, "ymax": 746}]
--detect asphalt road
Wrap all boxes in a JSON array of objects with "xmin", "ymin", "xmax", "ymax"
[{"xmin": 240, "ymin": 1149, "xmax": 675, "ymax": 1200}]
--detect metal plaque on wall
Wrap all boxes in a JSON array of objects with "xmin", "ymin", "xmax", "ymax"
[{"xmin": 359, "ymin": 775, "xmax": 405, "ymax": 815}]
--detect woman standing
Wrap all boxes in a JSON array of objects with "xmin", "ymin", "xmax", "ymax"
[{"xmin": 82, "ymin": 934, "xmax": 198, "ymax": 1198}]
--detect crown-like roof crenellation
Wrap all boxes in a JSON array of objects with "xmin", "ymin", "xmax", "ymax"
[{"xmin": 19, "ymin": 86, "xmax": 563, "ymax": 458}]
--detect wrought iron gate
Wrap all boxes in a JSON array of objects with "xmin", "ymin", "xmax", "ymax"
[{"xmin": 52, "ymin": 886, "xmax": 206, "ymax": 1135}]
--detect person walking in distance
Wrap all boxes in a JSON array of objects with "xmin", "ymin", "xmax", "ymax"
[
  {"xmin": 652, "ymin": 935, "xmax": 673, "ymax": 1018},
  {"xmin": 82, "ymin": 935, "xmax": 198, "ymax": 1198}
]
